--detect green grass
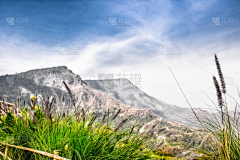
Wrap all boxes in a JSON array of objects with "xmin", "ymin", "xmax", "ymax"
[
  {"xmin": 173, "ymin": 54, "xmax": 240, "ymax": 159},
  {"xmin": 0, "ymin": 104, "xmax": 158, "ymax": 160},
  {"xmin": 0, "ymin": 81, "xmax": 160, "ymax": 160},
  {"xmin": 0, "ymin": 106, "xmax": 154, "ymax": 159}
]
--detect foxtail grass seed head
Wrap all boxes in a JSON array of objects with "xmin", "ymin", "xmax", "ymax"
[
  {"xmin": 213, "ymin": 76, "xmax": 224, "ymax": 108},
  {"xmin": 19, "ymin": 91, "xmax": 21, "ymax": 102},
  {"xmin": 91, "ymin": 112, "xmax": 99, "ymax": 124},
  {"xmin": 149, "ymin": 121, "xmax": 159, "ymax": 133},
  {"xmin": 101, "ymin": 111, "xmax": 107, "ymax": 125},
  {"xmin": 130, "ymin": 126, "xmax": 134, "ymax": 135},
  {"xmin": 111, "ymin": 109, "xmax": 121, "ymax": 121},
  {"xmin": 158, "ymin": 128, "xmax": 166, "ymax": 134},
  {"xmin": 82, "ymin": 108, "xmax": 85, "ymax": 122},
  {"xmin": 63, "ymin": 81, "xmax": 75, "ymax": 106},
  {"xmin": 28, "ymin": 110, "xmax": 39, "ymax": 126},
  {"xmin": 137, "ymin": 124, "xmax": 144, "ymax": 133},
  {"xmin": 32, "ymin": 97, "xmax": 38, "ymax": 108},
  {"xmin": 41, "ymin": 91, "xmax": 46, "ymax": 107},
  {"xmin": 62, "ymin": 94, "xmax": 65, "ymax": 103},
  {"xmin": 215, "ymin": 54, "xmax": 227, "ymax": 94},
  {"xmin": 114, "ymin": 118, "xmax": 128, "ymax": 132}
]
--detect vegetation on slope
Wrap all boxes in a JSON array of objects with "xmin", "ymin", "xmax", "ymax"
[{"xmin": 0, "ymin": 84, "xmax": 155, "ymax": 160}]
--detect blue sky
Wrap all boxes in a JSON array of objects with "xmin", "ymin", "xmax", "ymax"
[{"xmin": 0, "ymin": 0, "xmax": 240, "ymax": 110}]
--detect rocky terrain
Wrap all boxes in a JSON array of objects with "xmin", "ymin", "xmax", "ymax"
[
  {"xmin": 0, "ymin": 66, "xmax": 162, "ymax": 127},
  {"xmin": 0, "ymin": 66, "xmax": 207, "ymax": 156},
  {"xmin": 84, "ymin": 79, "xmax": 199, "ymax": 126}
]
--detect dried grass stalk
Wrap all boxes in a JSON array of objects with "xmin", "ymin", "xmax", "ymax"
[
  {"xmin": 0, "ymin": 150, "xmax": 12, "ymax": 160},
  {"xmin": 3, "ymin": 143, "xmax": 69, "ymax": 160}
]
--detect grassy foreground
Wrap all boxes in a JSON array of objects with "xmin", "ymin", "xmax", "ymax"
[{"xmin": 0, "ymin": 83, "xmax": 160, "ymax": 160}]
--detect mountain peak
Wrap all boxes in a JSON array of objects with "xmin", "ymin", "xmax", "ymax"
[{"xmin": 25, "ymin": 66, "xmax": 73, "ymax": 74}]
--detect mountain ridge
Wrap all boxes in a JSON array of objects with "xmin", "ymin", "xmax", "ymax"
[
  {"xmin": 1, "ymin": 66, "xmax": 198, "ymax": 126},
  {"xmin": 84, "ymin": 79, "xmax": 198, "ymax": 126}
]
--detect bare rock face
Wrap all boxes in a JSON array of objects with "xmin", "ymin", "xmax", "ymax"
[{"xmin": 0, "ymin": 66, "xmax": 153, "ymax": 119}]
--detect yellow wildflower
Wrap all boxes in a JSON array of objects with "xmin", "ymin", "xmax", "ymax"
[
  {"xmin": 35, "ymin": 105, "xmax": 41, "ymax": 110},
  {"xmin": 29, "ymin": 93, "xmax": 35, "ymax": 101},
  {"xmin": 31, "ymin": 95, "xmax": 35, "ymax": 101},
  {"xmin": 64, "ymin": 144, "xmax": 68, "ymax": 151}
]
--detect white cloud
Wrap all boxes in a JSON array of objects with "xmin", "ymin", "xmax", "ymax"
[{"xmin": 1, "ymin": 0, "xmax": 240, "ymax": 111}]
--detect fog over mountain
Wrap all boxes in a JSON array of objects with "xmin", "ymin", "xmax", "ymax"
[{"xmin": 84, "ymin": 79, "xmax": 199, "ymax": 126}]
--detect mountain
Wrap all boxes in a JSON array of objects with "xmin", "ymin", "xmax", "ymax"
[
  {"xmin": 84, "ymin": 79, "xmax": 198, "ymax": 126},
  {"xmin": 0, "ymin": 66, "xmax": 206, "ymax": 156},
  {"xmin": 0, "ymin": 66, "xmax": 166, "ymax": 123},
  {"xmin": 0, "ymin": 66, "xmax": 200, "ymax": 126}
]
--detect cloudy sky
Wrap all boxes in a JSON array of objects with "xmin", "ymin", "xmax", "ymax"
[{"xmin": 0, "ymin": 0, "xmax": 240, "ymax": 110}]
